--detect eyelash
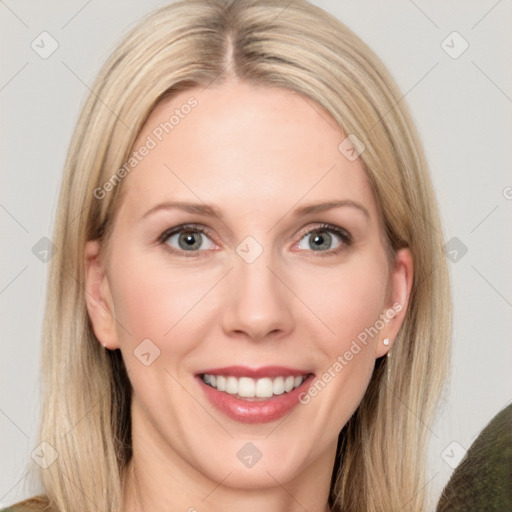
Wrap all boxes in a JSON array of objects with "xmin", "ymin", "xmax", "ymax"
[{"xmin": 156, "ymin": 222, "xmax": 352, "ymax": 258}]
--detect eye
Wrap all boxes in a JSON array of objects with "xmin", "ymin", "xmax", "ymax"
[
  {"xmin": 159, "ymin": 225, "xmax": 216, "ymax": 254},
  {"xmin": 296, "ymin": 223, "xmax": 351, "ymax": 253}
]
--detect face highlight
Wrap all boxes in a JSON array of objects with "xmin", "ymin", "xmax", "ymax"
[{"xmin": 85, "ymin": 81, "xmax": 412, "ymax": 494}]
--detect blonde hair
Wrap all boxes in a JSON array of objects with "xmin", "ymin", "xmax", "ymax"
[{"xmin": 21, "ymin": 1, "xmax": 451, "ymax": 511}]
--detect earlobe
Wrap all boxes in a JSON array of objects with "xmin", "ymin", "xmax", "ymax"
[
  {"xmin": 84, "ymin": 240, "xmax": 119, "ymax": 350},
  {"xmin": 375, "ymin": 247, "xmax": 414, "ymax": 358}
]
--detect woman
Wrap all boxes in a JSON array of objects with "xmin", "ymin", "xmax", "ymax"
[{"xmin": 4, "ymin": 0, "xmax": 451, "ymax": 510}]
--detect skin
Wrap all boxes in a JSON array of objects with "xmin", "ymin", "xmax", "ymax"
[{"xmin": 85, "ymin": 80, "xmax": 413, "ymax": 512}]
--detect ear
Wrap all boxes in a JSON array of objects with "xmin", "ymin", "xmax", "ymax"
[
  {"xmin": 84, "ymin": 240, "xmax": 120, "ymax": 350},
  {"xmin": 374, "ymin": 247, "xmax": 414, "ymax": 358}
]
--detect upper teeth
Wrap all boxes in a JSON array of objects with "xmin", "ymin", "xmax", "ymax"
[{"xmin": 202, "ymin": 374, "xmax": 307, "ymax": 398}]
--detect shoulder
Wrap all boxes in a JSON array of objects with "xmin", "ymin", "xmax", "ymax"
[
  {"xmin": 436, "ymin": 403, "xmax": 512, "ymax": 511},
  {"xmin": 0, "ymin": 495, "xmax": 50, "ymax": 512}
]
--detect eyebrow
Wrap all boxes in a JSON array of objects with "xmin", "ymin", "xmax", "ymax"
[
  {"xmin": 293, "ymin": 200, "xmax": 370, "ymax": 219},
  {"xmin": 139, "ymin": 199, "xmax": 370, "ymax": 222},
  {"xmin": 139, "ymin": 202, "xmax": 223, "ymax": 222}
]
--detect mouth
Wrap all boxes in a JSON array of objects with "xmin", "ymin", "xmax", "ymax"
[
  {"xmin": 201, "ymin": 373, "xmax": 309, "ymax": 400},
  {"xmin": 195, "ymin": 366, "xmax": 315, "ymax": 423}
]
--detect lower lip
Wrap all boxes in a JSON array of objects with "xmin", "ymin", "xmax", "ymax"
[{"xmin": 197, "ymin": 375, "xmax": 314, "ymax": 424}]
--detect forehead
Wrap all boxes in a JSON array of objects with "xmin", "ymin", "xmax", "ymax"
[{"xmin": 120, "ymin": 81, "xmax": 376, "ymax": 220}]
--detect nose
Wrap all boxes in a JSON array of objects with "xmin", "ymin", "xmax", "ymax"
[{"xmin": 221, "ymin": 248, "xmax": 295, "ymax": 342}]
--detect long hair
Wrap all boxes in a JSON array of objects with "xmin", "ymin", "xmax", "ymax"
[{"xmin": 21, "ymin": 1, "xmax": 451, "ymax": 511}]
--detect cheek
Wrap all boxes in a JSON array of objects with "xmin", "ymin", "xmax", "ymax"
[
  {"xmin": 297, "ymin": 255, "xmax": 388, "ymax": 432},
  {"xmin": 296, "ymin": 253, "xmax": 389, "ymax": 353},
  {"xmin": 109, "ymin": 248, "xmax": 217, "ymax": 343},
  {"xmin": 107, "ymin": 249, "xmax": 215, "ymax": 409}
]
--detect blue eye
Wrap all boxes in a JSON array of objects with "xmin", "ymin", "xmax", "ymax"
[
  {"xmin": 297, "ymin": 224, "xmax": 351, "ymax": 252},
  {"xmin": 158, "ymin": 222, "xmax": 351, "ymax": 257},
  {"xmin": 162, "ymin": 226, "xmax": 216, "ymax": 252}
]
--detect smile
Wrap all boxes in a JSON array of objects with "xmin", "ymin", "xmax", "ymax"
[
  {"xmin": 196, "ymin": 366, "xmax": 315, "ymax": 423},
  {"xmin": 201, "ymin": 373, "xmax": 308, "ymax": 399}
]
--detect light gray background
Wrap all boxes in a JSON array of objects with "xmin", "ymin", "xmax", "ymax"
[{"xmin": 1, "ymin": 0, "xmax": 511, "ymax": 508}]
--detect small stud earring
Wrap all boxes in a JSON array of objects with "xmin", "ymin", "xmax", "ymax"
[{"xmin": 383, "ymin": 338, "xmax": 389, "ymax": 346}]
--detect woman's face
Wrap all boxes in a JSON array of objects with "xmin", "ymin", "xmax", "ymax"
[{"xmin": 85, "ymin": 81, "xmax": 412, "ymax": 489}]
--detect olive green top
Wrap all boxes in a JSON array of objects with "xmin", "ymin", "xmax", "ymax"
[{"xmin": 437, "ymin": 403, "xmax": 512, "ymax": 511}]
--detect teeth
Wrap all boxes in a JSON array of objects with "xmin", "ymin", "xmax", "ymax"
[
  {"xmin": 201, "ymin": 373, "xmax": 307, "ymax": 398},
  {"xmin": 273, "ymin": 376, "xmax": 285, "ymax": 395},
  {"xmin": 256, "ymin": 377, "xmax": 273, "ymax": 398},
  {"xmin": 238, "ymin": 377, "xmax": 255, "ymax": 397},
  {"xmin": 226, "ymin": 376, "xmax": 238, "ymax": 394},
  {"xmin": 216, "ymin": 375, "xmax": 225, "ymax": 391}
]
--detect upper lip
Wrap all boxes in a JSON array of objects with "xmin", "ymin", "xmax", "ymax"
[{"xmin": 196, "ymin": 365, "xmax": 313, "ymax": 379}]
